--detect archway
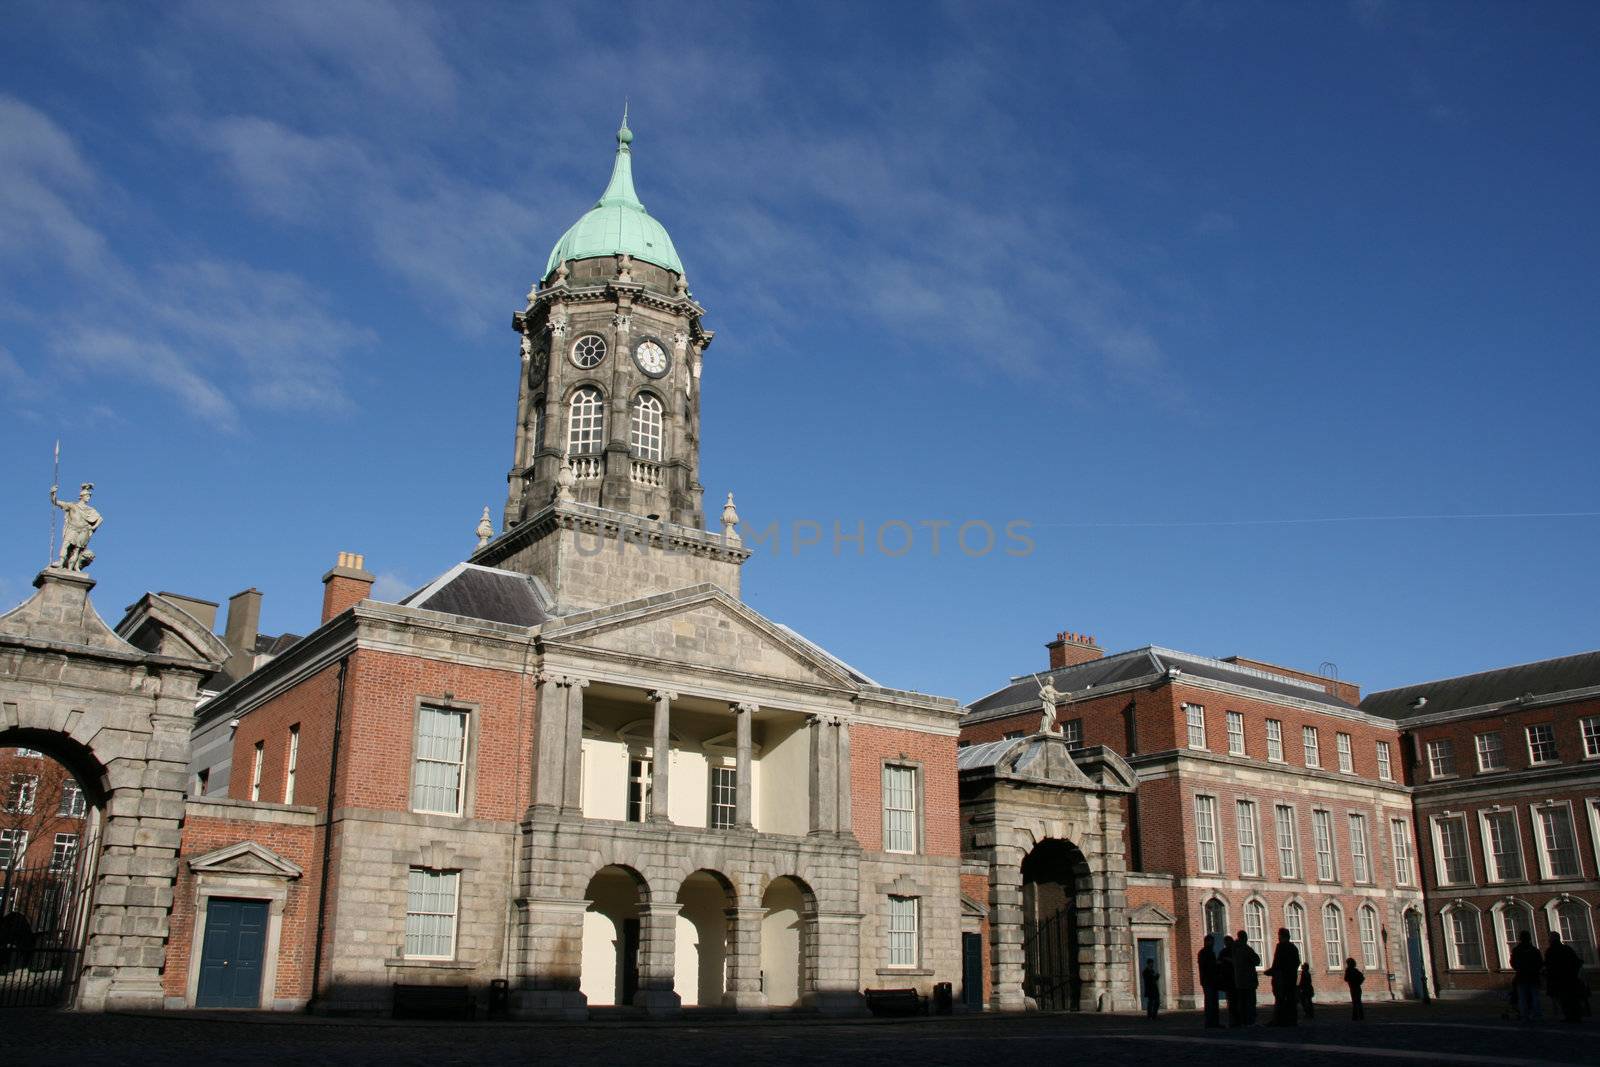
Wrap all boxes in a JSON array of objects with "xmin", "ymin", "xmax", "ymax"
[
  {"xmin": 0, "ymin": 731, "xmax": 107, "ymax": 1008},
  {"xmin": 675, "ymin": 870, "xmax": 732, "ymax": 1007},
  {"xmin": 1021, "ymin": 838, "xmax": 1090, "ymax": 1011},
  {"xmin": 760, "ymin": 876, "xmax": 812, "ymax": 1008},
  {"xmin": 580, "ymin": 865, "xmax": 645, "ymax": 1007}
]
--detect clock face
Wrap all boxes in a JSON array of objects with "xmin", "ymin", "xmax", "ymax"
[
  {"xmin": 634, "ymin": 339, "xmax": 669, "ymax": 377},
  {"xmin": 571, "ymin": 334, "xmax": 607, "ymax": 369}
]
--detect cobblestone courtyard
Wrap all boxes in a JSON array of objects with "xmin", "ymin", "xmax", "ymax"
[{"xmin": 4, "ymin": 1003, "xmax": 1592, "ymax": 1067}]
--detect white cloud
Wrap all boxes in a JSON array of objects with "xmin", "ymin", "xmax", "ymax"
[
  {"xmin": 0, "ymin": 95, "xmax": 108, "ymax": 274},
  {"xmin": 369, "ymin": 571, "xmax": 416, "ymax": 603}
]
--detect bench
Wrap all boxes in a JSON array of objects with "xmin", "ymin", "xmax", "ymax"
[
  {"xmin": 392, "ymin": 982, "xmax": 477, "ymax": 1020},
  {"xmin": 863, "ymin": 987, "xmax": 926, "ymax": 1017}
]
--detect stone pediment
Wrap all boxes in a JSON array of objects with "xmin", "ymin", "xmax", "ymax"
[
  {"xmin": 188, "ymin": 841, "xmax": 303, "ymax": 880},
  {"xmin": 0, "ymin": 570, "xmax": 135, "ymax": 655},
  {"xmin": 1129, "ymin": 903, "xmax": 1177, "ymax": 926},
  {"xmin": 116, "ymin": 593, "xmax": 230, "ymax": 666},
  {"xmin": 540, "ymin": 586, "xmax": 860, "ymax": 691}
]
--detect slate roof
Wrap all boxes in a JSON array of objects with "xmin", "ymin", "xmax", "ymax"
[
  {"xmin": 399, "ymin": 563, "xmax": 553, "ymax": 628},
  {"xmin": 1360, "ymin": 649, "xmax": 1600, "ymax": 721},
  {"xmin": 967, "ymin": 645, "xmax": 1354, "ymax": 718}
]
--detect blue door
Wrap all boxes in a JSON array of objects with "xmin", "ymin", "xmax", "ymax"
[
  {"xmin": 196, "ymin": 898, "xmax": 268, "ymax": 1009},
  {"xmin": 1138, "ymin": 939, "xmax": 1162, "ymax": 1005}
]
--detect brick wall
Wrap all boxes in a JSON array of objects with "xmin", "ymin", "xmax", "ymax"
[
  {"xmin": 1403, "ymin": 696, "xmax": 1600, "ymax": 783},
  {"xmin": 851, "ymin": 724, "xmax": 960, "ymax": 858},
  {"xmin": 959, "ymin": 869, "xmax": 992, "ymax": 1005},
  {"xmin": 228, "ymin": 663, "xmax": 342, "ymax": 806}
]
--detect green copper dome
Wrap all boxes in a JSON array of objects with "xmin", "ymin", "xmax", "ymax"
[{"xmin": 544, "ymin": 119, "xmax": 684, "ymax": 279}]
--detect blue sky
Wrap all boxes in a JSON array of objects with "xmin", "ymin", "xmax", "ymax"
[{"xmin": 2, "ymin": 1, "xmax": 1596, "ymax": 703}]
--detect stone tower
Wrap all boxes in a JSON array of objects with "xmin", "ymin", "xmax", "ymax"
[{"xmin": 505, "ymin": 116, "xmax": 712, "ymax": 529}]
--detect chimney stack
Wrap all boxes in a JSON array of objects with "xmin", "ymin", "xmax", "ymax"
[
  {"xmin": 1046, "ymin": 629, "xmax": 1103, "ymax": 670},
  {"xmin": 222, "ymin": 588, "xmax": 263, "ymax": 682},
  {"xmin": 321, "ymin": 551, "xmax": 375, "ymax": 624}
]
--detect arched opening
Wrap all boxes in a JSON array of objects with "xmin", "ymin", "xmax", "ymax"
[
  {"xmin": 0, "ymin": 731, "xmax": 107, "ymax": 1008},
  {"xmin": 761, "ymin": 876, "xmax": 812, "ymax": 1008},
  {"xmin": 1403, "ymin": 907, "xmax": 1428, "ymax": 1000},
  {"xmin": 580, "ymin": 865, "xmax": 645, "ymax": 1007},
  {"xmin": 675, "ymin": 870, "xmax": 733, "ymax": 1007},
  {"xmin": 1203, "ymin": 897, "xmax": 1228, "ymax": 940},
  {"xmin": 1021, "ymin": 838, "xmax": 1090, "ymax": 1011}
]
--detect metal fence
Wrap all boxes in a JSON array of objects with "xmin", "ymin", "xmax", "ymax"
[{"xmin": 1, "ymin": 863, "xmax": 87, "ymax": 1008}]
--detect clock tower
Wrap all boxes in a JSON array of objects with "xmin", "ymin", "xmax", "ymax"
[{"xmin": 504, "ymin": 116, "xmax": 712, "ymax": 529}]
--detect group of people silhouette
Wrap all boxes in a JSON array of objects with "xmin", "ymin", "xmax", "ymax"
[
  {"xmin": 1507, "ymin": 929, "xmax": 1590, "ymax": 1023},
  {"xmin": 1171, "ymin": 929, "xmax": 1365, "ymax": 1026}
]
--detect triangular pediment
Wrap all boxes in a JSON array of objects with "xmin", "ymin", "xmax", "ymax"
[
  {"xmin": 1001, "ymin": 734, "xmax": 1098, "ymax": 789},
  {"xmin": 540, "ymin": 586, "xmax": 861, "ymax": 692},
  {"xmin": 189, "ymin": 840, "xmax": 303, "ymax": 879},
  {"xmin": 1129, "ymin": 903, "xmax": 1177, "ymax": 926}
]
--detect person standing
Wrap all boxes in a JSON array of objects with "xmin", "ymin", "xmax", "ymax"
[
  {"xmin": 1298, "ymin": 963, "xmax": 1315, "ymax": 1020},
  {"xmin": 1142, "ymin": 960, "xmax": 1161, "ymax": 1019},
  {"xmin": 1218, "ymin": 935, "xmax": 1239, "ymax": 1027},
  {"xmin": 1545, "ymin": 931, "xmax": 1584, "ymax": 1022},
  {"xmin": 1198, "ymin": 934, "xmax": 1221, "ymax": 1028},
  {"xmin": 1264, "ymin": 928, "xmax": 1300, "ymax": 1026},
  {"xmin": 1344, "ymin": 958, "xmax": 1366, "ymax": 1020},
  {"xmin": 1233, "ymin": 930, "xmax": 1261, "ymax": 1026},
  {"xmin": 1509, "ymin": 929, "xmax": 1543, "ymax": 1022}
]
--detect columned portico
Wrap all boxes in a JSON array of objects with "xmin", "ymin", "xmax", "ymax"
[{"xmin": 733, "ymin": 701, "xmax": 755, "ymax": 829}]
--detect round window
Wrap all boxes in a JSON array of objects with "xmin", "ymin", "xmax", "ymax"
[{"xmin": 571, "ymin": 334, "xmax": 607, "ymax": 368}]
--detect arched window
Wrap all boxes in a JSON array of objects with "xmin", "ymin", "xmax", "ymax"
[
  {"xmin": 1443, "ymin": 904, "xmax": 1485, "ymax": 969},
  {"xmin": 629, "ymin": 393, "xmax": 664, "ymax": 461},
  {"xmin": 1323, "ymin": 903, "xmax": 1346, "ymax": 969},
  {"xmin": 1204, "ymin": 897, "xmax": 1228, "ymax": 938},
  {"xmin": 1245, "ymin": 899, "xmax": 1268, "ymax": 949},
  {"xmin": 1286, "ymin": 901, "xmax": 1308, "ymax": 967},
  {"xmin": 1358, "ymin": 904, "xmax": 1380, "ymax": 969},
  {"xmin": 567, "ymin": 386, "xmax": 604, "ymax": 455},
  {"xmin": 1553, "ymin": 899, "xmax": 1597, "ymax": 966},
  {"xmin": 1495, "ymin": 900, "xmax": 1536, "ymax": 969}
]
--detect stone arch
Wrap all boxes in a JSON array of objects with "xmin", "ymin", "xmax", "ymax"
[
  {"xmin": 674, "ymin": 868, "xmax": 734, "ymax": 1007},
  {"xmin": 760, "ymin": 874, "xmax": 814, "ymax": 1009},
  {"xmin": 1201, "ymin": 893, "xmax": 1230, "ymax": 941},
  {"xmin": 579, "ymin": 863, "xmax": 648, "ymax": 1007}
]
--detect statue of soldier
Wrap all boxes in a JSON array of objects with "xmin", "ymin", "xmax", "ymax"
[
  {"xmin": 51, "ymin": 482, "xmax": 102, "ymax": 571},
  {"xmin": 1037, "ymin": 676, "xmax": 1063, "ymax": 734}
]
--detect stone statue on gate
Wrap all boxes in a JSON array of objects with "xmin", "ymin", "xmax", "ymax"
[
  {"xmin": 51, "ymin": 482, "xmax": 102, "ymax": 571},
  {"xmin": 1036, "ymin": 675, "xmax": 1063, "ymax": 734}
]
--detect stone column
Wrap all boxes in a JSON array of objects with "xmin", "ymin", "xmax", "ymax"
[
  {"xmin": 532, "ymin": 673, "xmax": 568, "ymax": 812},
  {"xmin": 648, "ymin": 689, "xmax": 676, "ymax": 823},
  {"xmin": 510, "ymin": 894, "xmax": 590, "ymax": 1020},
  {"xmin": 989, "ymin": 844, "xmax": 1029, "ymax": 1011},
  {"xmin": 807, "ymin": 715, "xmax": 837, "ymax": 835},
  {"xmin": 561, "ymin": 677, "xmax": 588, "ymax": 813},
  {"xmin": 634, "ymin": 901, "xmax": 683, "ymax": 1016},
  {"xmin": 835, "ymin": 718, "xmax": 853, "ymax": 838},
  {"xmin": 808, "ymin": 910, "xmax": 868, "ymax": 1016},
  {"xmin": 722, "ymin": 905, "xmax": 768, "ymax": 1011},
  {"xmin": 733, "ymin": 702, "xmax": 755, "ymax": 829}
]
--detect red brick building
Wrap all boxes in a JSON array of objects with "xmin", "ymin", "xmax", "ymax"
[{"xmin": 1362, "ymin": 651, "xmax": 1600, "ymax": 996}]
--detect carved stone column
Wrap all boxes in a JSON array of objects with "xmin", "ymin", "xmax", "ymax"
[
  {"xmin": 733, "ymin": 702, "xmax": 755, "ymax": 828},
  {"xmin": 649, "ymin": 689, "xmax": 675, "ymax": 823},
  {"xmin": 835, "ymin": 718, "xmax": 853, "ymax": 837},
  {"xmin": 634, "ymin": 901, "xmax": 682, "ymax": 1016},
  {"xmin": 808, "ymin": 715, "xmax": 837, "ymax": 835},
  {"xmin": 989, "ymin": 844, "xmax": 1029, "ymax": 1011},
  {"xmin": 722, "ymin": 905, "xmax": 768, "ymax": 1011},
  {"xmin": 532, "ymin": 673, "xmax": 568, "ymax": 812},
  {"xmin": 561, "ymin": 677, "xmax": 588, "ymax": 813}
]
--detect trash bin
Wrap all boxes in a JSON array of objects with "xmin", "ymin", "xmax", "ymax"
[
  {"xmin": 488, "ymin": 978, "xmax": 509, "ymax": 1019},
  {"xmin": 933, "ymin": 981, "xmax": 954, "ymax": 1015}
]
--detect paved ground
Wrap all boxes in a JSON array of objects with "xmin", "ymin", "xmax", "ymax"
[{"xmin": 3, "ymin": 1001, "xmax": 1594, "ymax": 1066}]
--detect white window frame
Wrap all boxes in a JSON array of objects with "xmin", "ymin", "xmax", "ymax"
[
  {"xmin": 708, "ymin": 762, "xmax": 737, "ymax": 830},
  {"xmin": 1336, "ymin": 732, "xmax": 1354, "ymax": 774},
  {"xmin": 1237, "ymin": 799, "xmax": 1261, "ymax": 876},
  {"xmin": 1195, "ymin": 794, "xmax": 1221, "ymax": 874},
  {"xmin": 284, "ymin": 724, "xmax": 300, "ymax": 805},
  {"xmin": 1376, "ymin": 740, "xmax": 1393, "ymax": 781},
  {"xmin": 1245, "ymin": 898, "xmax": 1268, "ymax": 948},
  {"xmin": 1226, "ymin": 711, "xmax": 1246, "ymax": 756},
  {"xmin": 1275, "ymin": 803, "xmax": 1300, "ymax": 879},
  {"xmin": 1390, "ymin": 818, "xmax": 1415, "ymax": 887},
  {"xmin": 1322, "ymin": 903, "xmax": 1345, "ymax": 971},
  {"xmin": 1060, "ymin": 718, "xmax": 1083, "ymax": 747},
  {"xmin": 566, "ymin": 385, "xmax": 606, "ymax": 455},
  {"xmin": 1312, "ymin": 809, "xmax": 1337, "ymax": 881},
  {"xmin": 628, "ymin": 392, "xmax": 664, "ymax": 461},
  {"xmin": 883, "ymin": 763, "xmax": 919, "ymax": 854},
  {"xmin": 1349, "ymin": 813, "xmax": 1372, "ymax": 884},
  {"xmin": 1203, "ymin": 896, "xmax": 1229, "ymax": 938},
  {"xmin": 1358, "ymin": 904, "xmax": 1380, "ymax": 970},
  {"xmin": 1581, "ymin": 716, "xmax": 1600, "ymax": 760},
  {"xmin": 0, "ymin": 828, "xmax": 28, "ymax": 871},
  {"xmin": 404, "ymin": 867, "xmax": 460, "ymax": 960},
  {"xmin": 1547, "ymin": 898, "xmax": 1598, "ymax": 967},
  {"xmin": 1426, "ymin": 738, "xmax": 1456, "ymax": 779},
  {"xmin": 1286, "ymin": 901, "xmax": 1309, "ymax": 967},
  {"xmin": 1479, "ymin": 808, "xmax": 1525, "ymax": 883},
  {"xmin": 1526, "ymin": 724, "xmax": 1559, "ymax": 766},
  {"xmin": 1531, "ymin": 802, "xmax": 1581, "ymax": 879},
  {"xmin": 1475, "ymin": 731, "xmax": 1506, "ymax": 772},
  {"xmin": 4, "ymin": 773, "xmax": 38, "ymax": 815},
  {"xmin": 1265, "ymin": 719, "xmax": 1284, "ymax": 762},
  {"xmin": 1185, "ymin": 704, "xmax": 1207, "ymax": 750},
  {"xmin": 1492, "ymin": 899, "xmax": 1536, "ymax": 970},
  {"xmin": 1433, "ymin": 814, "xmax": 1474, "ymax": 886},
  {"xmin": 49, "ymin": 832, "xmax": 77, "ymax": 874},
  {"xmin": 887, "ymin": 895, "xmax": 919, "ymax": 968},
  {"xmin": 411, "ymin": 705, "xmax": 469, "ymax": 817},
  {"xmin": 1443, "ymin": 904, "xmax": 1486, "ymax": 970},
  {"xmin": 250, "ymin": 742, "xmax": 263, "ymax": 803},
  {"xmin": 57, "ymin": 778, "xmax": 86, "ymax": 818},
  {"xmin": 626, "ymin": 753, "xmax": 653, "ymax": 824},
  {"xmin": 1303, "ymin": 726, "xmax": 1321, "ymax": 768}
]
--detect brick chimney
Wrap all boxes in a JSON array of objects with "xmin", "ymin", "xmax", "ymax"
[
  {"xmin": 1046, "ymin": 630, "xmax": 1103, "ymax": 670},
  {"xmin": 321, "ymin": 551, "xmax": 375, "ymax": 624}
]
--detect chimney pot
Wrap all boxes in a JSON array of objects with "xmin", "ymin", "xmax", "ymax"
[{"xmin": 321, "ymin": 550, "xmax": 376, "ymax": 624}]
